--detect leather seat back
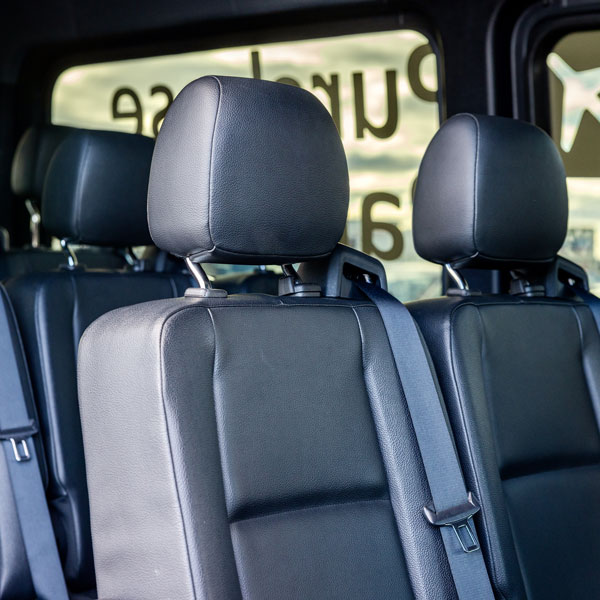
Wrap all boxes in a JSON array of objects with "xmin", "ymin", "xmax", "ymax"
[
  {"xmin": 409, "ymin": 114, "xmax": 600, "ymax": 599},
  {"xmin": 6, "ymin": 129, "xmax": 190, "ymax": 595},
  {"xmin": 78, "ymin": 76, "xmax": 457, "ymax": 600}
]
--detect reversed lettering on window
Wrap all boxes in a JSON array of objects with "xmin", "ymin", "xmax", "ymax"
[{"xmin": 52, "ymin": 30, "xmax": 440, "ymax": 300}]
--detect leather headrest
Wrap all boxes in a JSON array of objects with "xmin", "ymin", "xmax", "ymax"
[
  {"xmin": 43, "ymin": 129, "xmax": 154, "ymax": 247},
  {"xmin": 413, "ymin": 114, "xmax": 568, "ymax": 269},
  {"xmin": 148, "ymin": 76, "xmax": 349, "ymax": 264},
  {"xmin": 11, "ymin": 125, "xmax": 74, "ymax": 200}
]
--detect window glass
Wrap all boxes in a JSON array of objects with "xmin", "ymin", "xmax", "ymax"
[
  {"xmin": 52, "ymin": 30, "xmax": 440, "ymax": 300},
  {"xmin": 547, "ymin": 31, "xmax": 600, "ymax": 293}
]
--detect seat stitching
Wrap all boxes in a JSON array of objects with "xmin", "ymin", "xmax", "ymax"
[
  {"xmin": 74, "ymin": 137, "xmax": 91, "ymax": 240},
  {"xmin": 158, "ymin": 310, "xmax": 199, "ymax": 599},
  {"xmin": 466, "ymin": 113, "xmax": 480, "ymax": 254},
  {"xmin": 502, "ymin": 458, "xmax": 600, "ymax": 482},
  {"xmin": 33, "ymin": 281, "xmax": 69, "ymax": 502},
  {"xmin": 230, "ymin": 496, "xmax": 390, "ymax": 525},
  {"xmin": 205, "ymin": 307, "xmax": 245, "ymax": 598},
  {"xmin": 448, "ymin": 305, "xmax": 508, "ymax": 600},
  {"xmin": 206, "ymin": 76, "xmax": 222, "ymax": 250},
  {"xmin": 570, "ymin": 305, "xmax": 600, "ymax": 439},
  {"xmin": 196, "ymin": 302, "xmax": 376, "ymax": 310},
  {"xmin": 349, "ymin": 304, "xmax": 426, "ymax": 600}
]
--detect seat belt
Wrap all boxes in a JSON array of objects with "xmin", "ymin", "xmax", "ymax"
[
  {"xmin": 356, "ymin": 280, "xmax": 494, "ymax": 600},
  {"xmin": 571, "ymin": 285, "xmax": 600, "ymax": 332},
  {"xmin": 0, "ymin": 287, "xmax": 69, "ymax": 600}
]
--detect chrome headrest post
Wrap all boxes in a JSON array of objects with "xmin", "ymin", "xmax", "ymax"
[
  {"xmin": 25, "ymin": 200, "xmax": 42, "ymax": 248},
  {"xmin": 444, "ymin": 264, "xmax": 469, "ymax": 291},
  {"xmin": 60, "ymin": 238, "xmax": 78, "ymax": 269},
  {"xmin": 120, "ymin": 247, "xmax": 144, "ymax": 271},
  {"xmin": 25, "ymin": 199, "xmax": 41, "ymax": 249},
  {"xmin": 185, "ymin": 257, "xmax": 212, "ymax": 289}
]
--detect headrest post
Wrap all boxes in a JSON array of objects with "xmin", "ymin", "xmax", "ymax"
[
  {"xmin": 185, "ymin": 257, "xmax": 212, "ymax": 289},
  {"xmin": 0, "ymin": 227, "xmax": 10, "ymax": 252},
  {"xmin": 279, "ymin": 263, "xmax": 321, "ymax": 297},
  {"xmin": 281, "ymin": 264, "xmax": 298, "ymax": 278},
  {"xmin": 119, "ymin": 247, "xmax": 146, "ymax": 272},
  {"xmin": 445, "ymin": 264, "xmax": 469, "ymax": 291},
  {"xmin": 24, "ymin": 199, "xmax": 41, "ymax": 248},
  {"xmin": 60, "ymin": 238, "xmax": 78, "ymax": 269}
]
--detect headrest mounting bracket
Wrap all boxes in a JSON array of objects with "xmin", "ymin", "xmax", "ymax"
[
  {"xmin": 445, "ymin": 264, "xmax": 470, "ymax": 295},
  {"xmin": 185, "ymin": 257, "xmax": 211, "ymax": 289},
  {"xmin": 60, "ymin": 238, "xmax": 79, "ymax": 270},
  {"xmin": 279, "ymin": 264, "xmax": 321, "ymax": 297},
  {"xmin": 25, "ymin": 199, "xmax": 41, "ymax": 249},
  {"xmin": 184, "ymin": 257, "xmax": 228, "ymax": 298}
]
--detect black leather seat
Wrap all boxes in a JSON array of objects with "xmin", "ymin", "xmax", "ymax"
[
  {"xmin": 77, "ymin": 76, "xmax": 459, "ymax": 600},
  {"xmin": 4, "ymin": 129, "xmax": 190, "ymax": 597},
  {"xmin": 409, "ymin": 113, "xmax": 600, "ymax": 599},
  {"xmin": 6, "ymin": 124, "xmax": 127, "ymax": 279}
]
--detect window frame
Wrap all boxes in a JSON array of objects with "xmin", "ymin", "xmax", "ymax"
[
  {"xmin": 44, "ymin": 12, "xmax": 446, "ymax": 300},
  {"xmin": 43, "ymin": 11, "xmax": 445, "ymax": 125},
  {"xmin": 510, "ymin": 3, "xmax": 600, "ymax": 131}
]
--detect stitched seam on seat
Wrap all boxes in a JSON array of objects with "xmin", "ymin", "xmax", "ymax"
[
  {"xmin": 206, "ymin": 307, "xmax": 248, "ymax": 599},
  {"xmin": 466, "ymin": 113, "xmax": 480, "ymax": 256},
  {"xmin": 350, "ymin": 304, "xmax": 424, "ymax": 600},
  {"xmin": 188, "ymin": 247, "xmax": 338, "ymax": 261},
  {"xmin": 570, "ymin": 304, "xmax": 600, "ymax": 443},
  {"xmin": 502, "ymin": 458, "xmax": 600, "ymax": 482},
  {"xmin": 204, "ymin": 302, "xmax": 376, "ymax": 310},
  {"xmin": 33, "ymin": 281, "xmax": 69, "ymax": 503},
  {"xmin": 158, "ymin": 310, "xmax": 200, "ymax": 599},
  {"xmin": 67, "ymin": 271, "xmax": 88, "ymax": 567},
  {"xmin": 448, "ymin": 305, "xmax": 508, "ymax": 600},
  {"xmin": 74, "ymin": 136, "xmax": 91, "ymax": 241},
  {"xmin": 206, "ymin": 76, "xmax": 223, "ymax": 253},
  {"xmin": 230, "ymin": 496, "xmax": 390, "ymax": 525},
  {"xmin": 451, "ymin": 299, "xmax": 583, "ymax": 311}
]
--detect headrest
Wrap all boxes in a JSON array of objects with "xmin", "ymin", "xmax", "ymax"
[
  {"xmin": 413, "ymin": 114, "xmax": 568, "ymax": 269},
  {"xmin": 11, "ymin": 125, "xmax": 74, "ymax": 200},
  {"xmin": 148, "ymin": 76, "xmax": 349, "ymax": 264},
  {"xmin": 43, "ymin": 129, "xmax": 154, "ymax": 247}
]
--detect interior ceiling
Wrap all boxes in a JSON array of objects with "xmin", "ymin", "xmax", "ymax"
[{"xmin": 4, "ymin": 0, "xmax": 506, "ymax": 82}]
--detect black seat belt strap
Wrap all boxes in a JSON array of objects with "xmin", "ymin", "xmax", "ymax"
[
  {"xmin": 572, "ymin": 285, "xmax": 600, "ymax": 332},
  {"xmin": 0, "ymin": 287, "xmax": 69, "ymax": 600},
  {"xmin": 356, "ymin": 280, "xmax": 494, "ymax": 600}
]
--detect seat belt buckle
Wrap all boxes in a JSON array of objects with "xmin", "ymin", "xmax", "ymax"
[
  {"xmin": 0, "ymin": 421, "xmax": 38, "ymax": 463},
  {"xmin": 423, "ymin": 492, "xmax": 481, "ymax": 553}
]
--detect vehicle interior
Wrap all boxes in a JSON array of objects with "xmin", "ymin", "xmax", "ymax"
[{"xmin": 3, "ymin": 1, "xmax": 600, "ymax": 599}]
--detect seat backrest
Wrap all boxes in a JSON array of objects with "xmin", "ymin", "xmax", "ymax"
[
  {"xmin": 409, "ymin": 114, "xmax": 600, "ymax": 599},
  {"xmin": 78, "ymin": 76, "xmax": 459, "ymax": 600},
  {"xmin": 5, "ymin": 129, "xmax": 190, "ymax": 595}
]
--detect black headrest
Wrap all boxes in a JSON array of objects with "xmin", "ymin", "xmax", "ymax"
[
  {"xmin": 413, "ymin": 114, "xmax": 568, "ymax": 269},
  {"xmin": 148, "ymin": 76, "xmax": 349, "ymax": 264},
  {"xmin": 43, "ymin": 129, "xmax": 154, "ymax": 247},
  {"xmin": 11, "ymin": 125, "xmax": 75, "ymax": 200}
]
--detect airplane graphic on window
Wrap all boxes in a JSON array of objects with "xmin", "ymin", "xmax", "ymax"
[{"xmin": 547, "ymin": 53, "xmax": 600, "ymax": 153}]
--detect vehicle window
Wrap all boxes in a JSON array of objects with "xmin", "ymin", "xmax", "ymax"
[
  {"xmin": 547, "ymin": 31, "xmax": 600, "ymax": 293},
  {"xmin": 52, "ymin": 30, "xmax": 441, "ymax": 300}
]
